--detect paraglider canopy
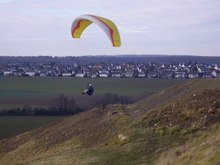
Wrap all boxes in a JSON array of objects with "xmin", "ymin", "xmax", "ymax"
[{"xmin": 71, "ymin": 14, "xmax": 121, "ymax": 47}]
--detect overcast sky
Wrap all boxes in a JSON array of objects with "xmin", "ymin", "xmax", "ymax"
[{"xmin": 0, "ymin": 0, "xmax": 220, "ymax": 56}]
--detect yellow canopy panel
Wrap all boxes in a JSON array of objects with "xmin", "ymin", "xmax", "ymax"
[{"xmin": 71, "ymin": 14, "xmax": 121, "ymax": 47}]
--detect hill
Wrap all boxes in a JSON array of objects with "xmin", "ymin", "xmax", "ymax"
[{"xmin": 1, "ymin": 79, "xmax": 220, "ymax": 165}]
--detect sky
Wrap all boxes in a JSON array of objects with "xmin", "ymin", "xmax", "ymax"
[{"xmin": 0, "ymin": 0, "xmax": 220, "ymax": 56}]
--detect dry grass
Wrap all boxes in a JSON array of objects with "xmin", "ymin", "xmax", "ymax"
[
  {"xmin": 0, "ymin": 105, "xmax": 134, "ymax": 165},
  {"xmin": 154, "ymin": 124, "xmax": 220, "ymax": 165}
]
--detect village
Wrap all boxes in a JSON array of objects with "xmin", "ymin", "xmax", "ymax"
[{"xmin": 1, "ymin": 60, "xmax": 220, "ymax": 79}]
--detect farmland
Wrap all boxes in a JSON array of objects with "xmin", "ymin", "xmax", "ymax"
[
  {"xmin": 0, "ymin": 116, "xmax": 62, "ymax": 140},
  {"xmin": 0, "ymin": 76, "xmax": 186, "ymax": 109}
]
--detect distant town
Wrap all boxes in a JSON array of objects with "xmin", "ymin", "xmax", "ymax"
[{"xmin": 1, "ymin": 55, "xmax": 220, "ymax": 79}]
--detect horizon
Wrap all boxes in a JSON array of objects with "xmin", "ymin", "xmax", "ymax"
[{"xmin": 1, "ymin": 54, "xmax": 220, "ymax": 58}]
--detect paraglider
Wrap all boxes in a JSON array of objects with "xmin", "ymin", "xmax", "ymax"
[
  {"xmin": 72, "ymin": 14, "xmax": 120, "ymax": 96},
  {"xmin": 71, "ymin": 14, "xmax": 121, "ymax": 47},
  {"xmin": 82, "ymin": 83, "xmax": 94, "ymax": 96}
]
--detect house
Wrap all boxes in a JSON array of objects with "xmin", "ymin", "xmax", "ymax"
[
  {"xmin": 124, "ymin": 69, "xmax": 134, "ymax": 78},
  {"xmin": 188, "ymin": 72, "xmax": 199, "ymax": 79},
  {"xmin": 111, "ymin": 71, "xmax": 121, "ymax": 78},
  {"xmin": 197, "ymin": 66, "xmax": 207, "ymax": 73},
  {"xmin": 174, "ymin": 72, "xmax": 186, "ymax": 79},
  {"xmin": 202, "ymin": 72, "xmax": 213, "ymax": 79},
  {"xmin": 3, "ymin": 70, "xmax": 12, "ymax": 76},
  {"xmin": 39, "ymin": 71, "xmax": 47, "ymax": 77},
  {"xmin": 85, "ymin": 69, "xmax": 98, "ymax": 78},
  {"xmin": 161, "ymin": 71, "xmax": 173, "ymax": 79},
  {"xmin": 75, "ymin": 70, "xmax": 85, "ymax": 78},
  {"xmin": 138, "ymin": 72, "xmax": 146, "ymax": 78},
  {"xmin": 62, "ymin": 72, "xmax": 72, "ymax": 77},
  {"xmin": 25, "ymin": 70, "xmax": 36, "ymax": 77},
  {"xmin": 91, "ymin": 73, "xmax": 98, "ymax": 78},
  {"xmin": 214, "ymin": 64, "xmax": 220, "ymax": 70},
  {"xmin": 13, "ymin": 71, "xmax": 24, "ymax": 76},
  {"xmin": 174, "ymin": 70, "xmax": 187, "ymax": 79},
  {"xmin": 99, "ymin": 70, "xmax": 109, "ymax": 78},
  {"xmin": 46, "ymin": 70, "xmax": 58, "ymax": 77},
  {"xmin": 147, "ymin": 71, "xmax": 158, "ymax": 78},
  {"xmin": 212, "ymin": 70, "xmax": 220, "ymax": 78}
]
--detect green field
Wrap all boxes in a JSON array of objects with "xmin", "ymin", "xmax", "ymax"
[
  {"xmin": 0, "ymin": 76, "xmax": 186, "ymax": 109},
  {"xmin": 0, "ymin": 116, "xmax": 62, "ymax": 140}
]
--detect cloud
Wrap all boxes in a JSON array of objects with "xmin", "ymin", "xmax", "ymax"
[
  {"xmin": 0, "ymin": 0, "xmax": 17, "ymax": 3},
  {"xmin": 119, "ymin": 26, "xmax": 150, "ymax": 33},
  {"xmin": 0, "ymin": 0, "xmax": 220, "ymax": 56}
]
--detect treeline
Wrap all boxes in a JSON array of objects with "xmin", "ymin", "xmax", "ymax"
[
  {"xmin": 0, "ymin": 94, "xmax": 82, "ymax": 116},
  {"xmin": 0, "ymin": 92, "xmax": 154, "ymax": 116},
  {"xmin": 1, "ymin": 55, "xmax": 220, "ymax": 65}
]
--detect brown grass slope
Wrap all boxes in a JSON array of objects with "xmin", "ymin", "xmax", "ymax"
[
  {"xmin": 129, "ymin": 79, "xmax": 220, "ymax": 119},
  {"xmin": 143, "ymin": 88, "xmax": 220, "ymax": 165},
  {"xmin": 1, "ymin": 79, "xmax": 220, "ymax": 165},
  {"xmin": 0, "ymin": 105, "xmax": 133, "ymax": 165}
]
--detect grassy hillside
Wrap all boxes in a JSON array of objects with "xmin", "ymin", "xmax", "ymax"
[
  {"xmin": 129, "ymin": 78, "xmax": 220, "ymax": 119},
  {"xmin": 1, "ymin": 79, "xmax": 220, "ymax": 165}
]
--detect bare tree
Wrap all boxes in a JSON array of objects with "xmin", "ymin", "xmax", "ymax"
[{"xmin": 50, "ymin": 94, "xmax": 81, "ymax": 115}]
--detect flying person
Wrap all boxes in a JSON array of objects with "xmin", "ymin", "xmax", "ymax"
[{"xmin": 82, "ymin": 83, "xmax": 94, "ymax": 96}]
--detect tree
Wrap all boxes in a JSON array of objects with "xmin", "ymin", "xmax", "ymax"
[
  {"xmin": 50, "ymin": 94, "xmax": 81, "ymax": 115},
  {"xmin": 100, "ymin": 93, "xmax": 119, "ymax": 105}
]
